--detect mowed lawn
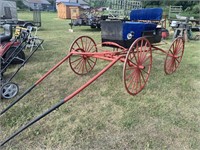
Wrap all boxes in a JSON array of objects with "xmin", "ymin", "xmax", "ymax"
[{"xmin": 0, "ymin": 11, "xmax": 200, "ymax": 149}]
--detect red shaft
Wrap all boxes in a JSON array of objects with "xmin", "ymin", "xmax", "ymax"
[
  {"xmin": 36, "ymin": 53, "xmax": 72, "ymax": 85},
  {"xmin": 64, "ymin": 56, "xmax": 122, "ymax": 102},
  {"xmin": 0, "ymin": 56, "xmax": 122, "ymax": 146}
]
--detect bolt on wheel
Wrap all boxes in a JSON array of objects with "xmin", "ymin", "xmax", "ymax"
[
  {"xmin": 1, "ymin": 82, "xmax": 19, "ymax": 99},
  {"xmin": 123, "ymin": 37, "xmax": 152, "ymax": 96},
  {"xmin": 69, "ymin": 36, "xmax": 98, "ymax": 75},
  {"xmin": 164, "ymin": 37, "xmax": 185, "ymax": 75}
]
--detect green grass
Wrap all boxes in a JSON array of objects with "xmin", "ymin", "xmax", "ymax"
[{"xmin": 1, "ymin": 11, "xmax": 200, "ymax": 149}]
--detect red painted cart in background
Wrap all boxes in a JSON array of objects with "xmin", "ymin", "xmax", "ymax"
[{"xmin": 0, "ymin": 8, "xmax": 185, "ymax": 146}]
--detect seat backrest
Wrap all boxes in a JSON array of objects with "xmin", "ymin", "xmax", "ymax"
[
  {"xmin": 3, "ymin": 24, "xmax": 12, "ymax": 36},
  {"xmin": 0, "ymin": 24, "xmax": 13, "ymax": 42},
  {"xmin": 130, "ymin": 8, "xmax": 163, "ymax": 21}
]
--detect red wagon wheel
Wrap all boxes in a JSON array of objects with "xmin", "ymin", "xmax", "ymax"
[
  {"xmin": 123, "ymin": 37, "xmax": 152, "ymax": 96},
  {"xmin": 69, "ymin": 36, "xmax": 98, "ymax": 75},
  {"xmin": 164, "ymin": 37, "xmax": 185, "ymax": 75}
]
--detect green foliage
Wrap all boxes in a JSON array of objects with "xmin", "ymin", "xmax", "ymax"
[
  {"xmin": 172, "ymin": 1, "xmax": 199, "ymax": 10},
  {"xmin": 48, "ymin": 0, "xmax": 56, "ymax": 5},
  {"xmin": 16, "ymin": 0, "xmax": 27, "ymax": 9},
  {"xmin": 191, "ymin": 4, "xmax": 200, "ymax": 13},
  {"xmin": 83, "ymin": 0, "xmax": 108, "ymax": 8}
]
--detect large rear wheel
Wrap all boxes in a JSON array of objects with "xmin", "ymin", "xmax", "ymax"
[
  {"xmin": 123, "ymin": 37, "xmax": 152, "ymax": 95},
  {"xmin": 164, "ymin": 37, "xmax": 184, "ymax": 75}
]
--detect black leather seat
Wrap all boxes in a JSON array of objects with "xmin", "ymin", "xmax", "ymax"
[{"xmin": 0, "ymin": 24, "xmax": 13, "ymax": 43}]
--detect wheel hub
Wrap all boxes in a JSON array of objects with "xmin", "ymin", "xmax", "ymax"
[
  {"xmin": 173, "ymin": 55, "xmax": 179, "ymax": 59},
  {"xmin": 1, "ymin": 82, "xmax": 19, "ymax": 99},
  {"xmin": 138, "ymin": 65, "xmax": 145, "ymax": 70}
]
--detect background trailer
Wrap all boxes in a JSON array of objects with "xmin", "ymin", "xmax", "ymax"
[{"xmin": 0, "ymin": 0, "xmax": 18, "ymax": 25}]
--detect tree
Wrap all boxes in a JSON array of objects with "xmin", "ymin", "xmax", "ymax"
[
  {"xmin": 16, "ymin": 0, "xmax": 27, "ymax": 9},
  {"xmin": 83, "ymin": 0, "xmax": 108, "ymax": 8}
]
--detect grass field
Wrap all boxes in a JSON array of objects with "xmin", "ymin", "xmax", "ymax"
[{"xmin": 0, "ymin": 11, "xmax": 200, "ymax": 149}]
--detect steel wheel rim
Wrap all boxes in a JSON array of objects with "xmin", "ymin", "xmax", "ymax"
[
  {"xmin": 1, "ymin": 83, "xmax": 19, "ymax": 99},
  {"xmin": 164, "ymin": 37, "xmax": 184, "ymax": 75},
  {"xmin": 123, "ymin": 37, "xmax": 152, "ymax": 96},
  {"xmin": 69, "ymin": 36, "xmax": 97, "ymax": 75}
]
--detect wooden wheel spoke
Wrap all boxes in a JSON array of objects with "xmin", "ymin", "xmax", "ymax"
[
  {"xmin": 129, "ymin": 52, "xmax": 134, "ymax": 60},
  {"xmin": 85, "ymin": 38, "xmax": 88, "ymax": 51},
  {"xmin": 176, "ymin": 49, "xmax": 182, "ymax": 55},
  {"xmin": 127, "ymin": 76, "xmax": 134, "ymax": 89},
  {"xmin": 140, "ymin": 44, "xmax": 148, "ymax": 61},
  {"xmin": 86, "ymin": 40, "xmax": 92, "ymax": 52},
  {"xmin": 141, "ymin": 68, "xmax": 149, "ymax": 75},
  {"xmin": 84, "ymin": 59, "xmax": 89, "ymax": 73},
  {"xmin": 174, "ymin": 60, "xmax": 178, "ymax": 69},
  {"xmin": 130, "ymin": 77, "xmax": 136, "ymax": 92},
  {"xmin": 81, "ymin": 38, "xmax": 84, "ymax": 50},
  {"xmin": 75, "ymin": 59, "xmax": 83, "ymax": 70},
  {"xmin": 133, "ymin": 72, "xmax": 139, "ymax": 92},
  {"xmin": 168, "ymin": 59, "xmax": 175, "ymax": 71},
  {"xmin": 138, "ymin": 72, "xmax": 142, "ymax": 89},
  {"xmin": 125, "ymin": 68, "xmax": 136, "ymax": 81},
  {"xmin": 88, "ymin": 45, "xmax": 95, "ymax": 52},
  {"xmin": 126, "ymin": 72, "xmax": 133, "ymax": 81},
  {"xmin": 127, "ymin": 72, "xmax": 136, "ymax": 89},
  {"xmin": 75, "ymin": 41, "xmax": 81, "ymax": 49},
  {"xmin": 136, "ymin": 43, "xmax": 140, "ymax": 63},
  {"xmin": 73, "ymin": 58, "xmax": 83, "ymax": 69},
  {"xmin": 176, "ymin": 46, "xmax": 183, "ymax": 55},
  {"xmin": 140, "ymin": 70, "xmax": 146, "ymax": 84},
  {"xmin": 166, "ymin": 59, "xmax": 173, "ymax": 69},
  {"xmin": 86, "ymin": 58, "xmax": 93, "ymax": 70},
  {"xmin": 140, "ymin": 40, "xmax": 144, "ymax": 58},
  {"xmin": 174, "ymin": 39, "xmax": 183, "ymax": 54},
  {"xmin": 142, "ymin": 54, "xmax": 151, "ymax": 64},
  {"xmin": 77, "ymin": 60, "xmax": 84, "ymax": 73},
  {"xmin": 81, "ymin": 60, "xmax": 85, "ymax": 73},
  {"xmin": 70, "ymin": 57, "xmax": 82, "ymax": 64},
  {"xmin": 175, "ymin": 58, "xmax": 181, "ymax": 63},
  {"xmin": 172, "ymin": 43, "xmax": 175, "ymax": 52},
  {"xmin": 88, "ymin": 57, "xmax": 95, "ymax": 64},
  {"xmin": 176, "ymin": 39, "xmax": 182, "ymax": 49},
  {"xmin": 169, "ymin": 48, "xmax": 174, "ymax": 55},
  {"xmin": 127, "ymin": 59, "xmax": 137, "ymax": 68},
  {"xmin": 132, "ymin": 51, "xmax": 138, "ymax": 64},
  {"xmin": 126, "ymin": 66, "xmax": 135, "ymax": 71},
  {"xmin": 144, "ymin": 41, "xmax": 148, "ymax": 49}
]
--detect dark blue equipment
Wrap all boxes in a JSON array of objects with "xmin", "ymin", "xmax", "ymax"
[{"xmin": 101, "ymin": 8, "xmax": 163, "ymax": 48}]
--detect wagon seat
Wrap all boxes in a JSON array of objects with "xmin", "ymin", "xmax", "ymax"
[{"xmin": 101, "ymin": 8, "xmax": 163, "ymax": 48}]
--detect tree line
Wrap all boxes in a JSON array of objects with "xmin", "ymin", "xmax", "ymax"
[{"xmin": 14, "ymin": 0, "xmax": 199, "ymax": 14}]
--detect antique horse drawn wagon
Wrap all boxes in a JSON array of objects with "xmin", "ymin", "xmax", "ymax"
[{"xmin": 0, "ymin": 8, "xmax": 185, "ymax": 146}]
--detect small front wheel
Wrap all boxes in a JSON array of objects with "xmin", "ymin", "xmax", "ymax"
[{"xmin": 69, "ymin": 36, "xmax": 98, "ymax": 75}]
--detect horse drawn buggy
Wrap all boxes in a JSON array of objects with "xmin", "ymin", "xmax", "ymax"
[{"xmin": 0, "ymin": 8, "xmax": 185, "ymax": 146}]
